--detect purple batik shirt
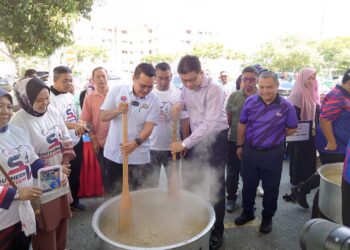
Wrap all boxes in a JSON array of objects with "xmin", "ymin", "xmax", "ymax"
[
  {"xmin": 181, "ymin": 75, "xmax": 229, "ymax": 149},
  {"xmin": 240, "ymin": 94, "xmax": 297, "ymax": 148}
]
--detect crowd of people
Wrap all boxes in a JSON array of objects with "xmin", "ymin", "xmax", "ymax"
[{"xmin": 0, "ymin": 56, "xmax": 349, "ymax": 250}]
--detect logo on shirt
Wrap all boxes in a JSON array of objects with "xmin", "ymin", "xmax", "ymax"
[
  {"xmin": 65, "ymin": 104, "xmax": 77, "ymax": 122},
  {"xmin": 0, "ymin": 146, "xmax": 32, "ymax": 184},
  {"xmin": 40, "ymin": 125, "xmax": 63, "ymax": 160},
  {"xmin": 121, "ymin": 96, "xmax": 127, "ymax": 102}
]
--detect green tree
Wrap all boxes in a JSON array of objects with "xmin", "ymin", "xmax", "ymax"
[
  {"xmin": 191, "ymin": 43, "xmax": 224, "ymax": 59},
  {"xmin": 141, "ymin": 54, "xmax": 176, "ymax": 64},
  {"xmin": 72, "ymin": 45, "xmax": 109, "ymax": 63},
  {"xmin": 317, "ymin": 36, "xmax": 350, "ymax": 72},
  {"xmin": 0, "ymin": 0, "xmax": 93, "ymax": 76}
]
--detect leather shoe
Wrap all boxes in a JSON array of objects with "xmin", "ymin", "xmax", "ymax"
[
  {"xmin": 210, "ymin": 230, "xmax": 223, "ymax": 250},
  {"xmin": 259, "ymin": 217, "xmax": 272, "ymax": 234},
  {"xmin": 234, "ymin": 213, "xmax": 255, "ymax": 226},
  {"xmin": 226, "ymin": 199, "xmax": 236, "ymax": 213},
  {"xmin": 291, "ymin": 186, "xmax": 309, "ymax": 209},
  {"xmin": 71, "ymin": 202, "xmax": 86, "ymax": 211}
]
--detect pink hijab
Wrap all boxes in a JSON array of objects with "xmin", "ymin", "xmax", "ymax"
[{"xmin": 289, "ymin": 68, "xmax": 319, "ymax": 121}]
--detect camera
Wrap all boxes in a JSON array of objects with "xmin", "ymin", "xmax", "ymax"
[{"xmin": 300, "ymin": 219, "xmax": 350, "ymax": 250}]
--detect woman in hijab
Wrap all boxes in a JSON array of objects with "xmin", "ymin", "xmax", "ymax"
[
  {"xmin": 0, "ymin": 87, "xmax": 44, "ymax": 250},
  {"xmin": 288, "ymin": 68, "xmax": 319, "ymax": 186},
  {"xmin": 10, "ymin": 77, "xmax": 74, "ymax": 250}
]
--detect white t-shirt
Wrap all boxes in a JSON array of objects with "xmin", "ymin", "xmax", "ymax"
[
  {"xmin": 221, "ymin": 82, "xmax": 235, "ymax": 107},
  {"xmin": 0, "ymin": 125, "xmax": 38, "ymax": 230},
  {"xmin": 10, "ymin": 106, "xmax": 72, "ymax": 204},
  {"xmin": 100, "ymin": 84, "xmax": 160, "ymax": 164},
  {"xmin": 150, "ymin": 87, "xmax": 188, "ymax": 151},
  {"xmin": 50, "ymin": 92, "xmax": 80, "ymax": 146}
]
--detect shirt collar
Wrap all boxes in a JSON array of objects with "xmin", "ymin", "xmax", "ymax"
[
  {"xmin": 128, "ymin": 85, "xmax": 149, "ymax": 100},
  {"xmin": 336, "ymin": 84, "xmax": 350, "ymax": 98},
  {"xmin": 0, "ymin": 124, "xmax": 8, "ymax": 133},
  {"xmin": 258, "ymin": 93, "xmax": 281, "ymax": 106},
  {"xmin": 50, "ymin": 86, "xmax": 67, "ymax": 96}
]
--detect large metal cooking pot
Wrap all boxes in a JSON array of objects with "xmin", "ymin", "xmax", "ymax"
[
  {"xmin": 318, "ymin": 163, "xmax": 343, "ymax": 224},
  {"xmin": 92, "ymin": 188, "xmax": 215, "ymax": 250}
]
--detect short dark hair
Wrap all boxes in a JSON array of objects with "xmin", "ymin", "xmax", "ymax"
[
  {"xmin": 155, "ymin": 62, "xmax": 171, "ymax": 71},
  {"xmin": 342, "ymin": 69, "xmax": 350, "ymax": 84},
  {"xmin": 177, "ymin": 55, "xmax": 201, "ymax": 74},
  {"xmin": 53, "ymin": 66, "xmax": 72, "ymax": 81},
  {"xmin": 92, "ymin": 67, "xmax": 108, "ymax": 78},
  {"xmin": 242, "ymin": 66, "xmax": 259, "ymax": 76},
  {"xmin": 259, "ymin": 71, "xmax": 279, "ymax": 86},
  {"xmin": 134, "ymin": 63, "xmax": 155, "ymax": 79},
  {"xmin": 24, "ymin": 69, "xmax": 37, "ymax": 78}
]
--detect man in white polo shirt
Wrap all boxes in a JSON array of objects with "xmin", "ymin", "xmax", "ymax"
[{"xmin": 100, "ymin": 63, "xmax": 160, "ymax": 190}]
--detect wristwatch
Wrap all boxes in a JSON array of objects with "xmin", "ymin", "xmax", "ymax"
[{"xmin": 134, "ymin": 138, "xmax": 143, "ymax": 146}]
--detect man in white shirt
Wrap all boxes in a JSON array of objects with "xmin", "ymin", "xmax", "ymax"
[
  {"xmin": 219, "ymin": 71, "xmax": 235, "ymax": 107},
  {"xmin": 50, "ymin": 66, "xmax": 88, "ymax": 211},
  {"xmin": 149, "ymin": 62, "xmax": 189, "ymax": 187},
  {"xmin": 100, "ymin": 63, "xmax": 160, "ymax": 190}
]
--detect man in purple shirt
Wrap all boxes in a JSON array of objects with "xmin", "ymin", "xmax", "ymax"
[
  {"xmin": 170, "ymin": 55, "xmax": 229, "ymax": 250},
  {"xmin": 234, "ymin": 71, "xmax": 297, "ymax": 234}
]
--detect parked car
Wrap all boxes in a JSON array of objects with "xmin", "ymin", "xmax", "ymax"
[
  {"xmin": 0, "ymin": 78, "xmax": 11, "ymax": 92},
  {"xmin": 171, "ymin": 75, "xmax": 183, "ymax": 89},
  {"xmin": 278, "ymin": 79, "xmax": 294, "ymax": 99}
]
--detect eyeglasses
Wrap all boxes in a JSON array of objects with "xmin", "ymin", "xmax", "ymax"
[
  {"xmin": 241, "ymin": 77, "xmax": 257, "ymax": 83},
  {"xmin": 220, "ymin": 75, "xmax": 228, "ymax": 78}
]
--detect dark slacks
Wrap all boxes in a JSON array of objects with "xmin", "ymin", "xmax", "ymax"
[
  {"xmin": 182, "ymin": 129, "xmax": 228, "ymax": 234},
  {"xmin": 150, "ymin": 150, "xmax": 180, "ymax": 188},
  {"xmin": 115, "ymin": 163, "xmax": 153, "ymax": 191},
  {"xmin": 226, "ymin": 141, "xmax": 241, "ymax": 201},
  {"xmin": 69, "ymin": 137, "xmax": 84, "ymax": 203},
  {"xmin": 241, "ymin": 143, "xmax": 284, "ymax": 218},
  {"xmin": 299, "ymin": 152, "xmax": 345, "ymax": 193},
  {"xmin": 98, "ymin": 149, "xmax": 122, "ymax": 194},
  {"xmin": 342, "ymin": 178, "xmax": 350, "ymax": 227},
  {"xmin": 0, "ymin": 222, "xmax": 31, "ymax": 250}
]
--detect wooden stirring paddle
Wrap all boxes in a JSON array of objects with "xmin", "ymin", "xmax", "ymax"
[
  {"xmin": 118, "ymin": 111, "xmax": 133, "ymax": 233},
  {"xmin": 168, "ymin": 116, "xmax": 180, "ymax": 198}
]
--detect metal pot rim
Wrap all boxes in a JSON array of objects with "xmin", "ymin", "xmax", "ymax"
[{"xmin": 92, "ymin": 188, "xmax": 216, "ymax": 250}]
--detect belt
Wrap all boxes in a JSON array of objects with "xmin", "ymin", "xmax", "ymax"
[{"xmin": 248, "ymin": 143, "xmax": 281, "ymax": 151}]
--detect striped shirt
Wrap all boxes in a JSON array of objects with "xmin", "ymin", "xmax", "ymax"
[
  {"xmin": 240, "ymin": 94, "xmax": 297, "ymax": 148},
  {"xmin": 316, "ymin": 85, "xmax": 350, "ymax": 154}
]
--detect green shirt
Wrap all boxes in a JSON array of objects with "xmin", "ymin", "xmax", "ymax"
[{"xmin": 226, "ymin": 89, "xmax": 248, "ymax": 142}]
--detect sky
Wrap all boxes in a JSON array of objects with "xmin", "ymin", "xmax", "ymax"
[{"xmin": 88, "ymin": 0, "xmax": 350, "ymax": 53}]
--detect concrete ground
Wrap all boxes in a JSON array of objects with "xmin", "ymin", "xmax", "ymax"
[{"xmin": 67, "ymin": 160, "xmax": 316, "ymax": 250}]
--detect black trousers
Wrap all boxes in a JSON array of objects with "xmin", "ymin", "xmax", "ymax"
[
  {"xmin": 299, "ymin": 152, "xmax": 345, "ymax": 193},
  {"xmin": 182, "ymin": 129, "xmax": 228, "ymax": 234},
  {"xmin": 342, "ymin": 178, "xmax": 350, "ymax": 227},
  {"xmin": 69, "ymin": 137, "xmax": 83, "ymax": 203},
  {"xmin": 98, "ymin": 149, "xmax": 122, "ymax": 194},
  {"xmin": 0, "ymin": 222, "xmax": 31, "ymax": 250},
  {"xmin": 115, "ymin": 163, "xmax": 153, "ymax": 191},
  {"xmin": 226, "ymin": 141, "xmax": 241, "ymax": 201},
  {"xmin": 150, "ymin": 150, "xmax": 180, "ymax": 188},
  {"xmin": 241, "ymin": 143, "xmax": 284, "ymax": 218}
]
